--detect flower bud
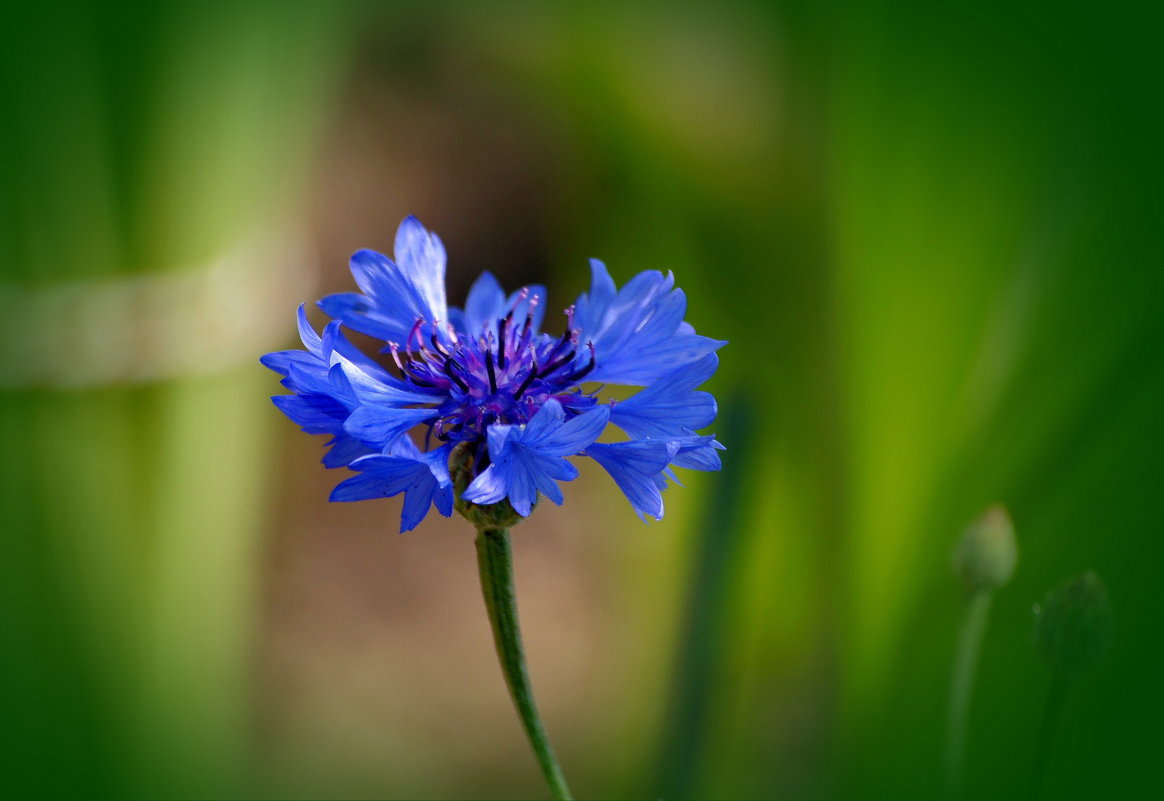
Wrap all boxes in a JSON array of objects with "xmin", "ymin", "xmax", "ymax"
[
  {"xmin": 952, "ymin": 504, "xmax": 1018, "ymax": 593},
  {"xmin": 1034, "ymin": 571, "xmax": 1114, "ymax": 676}
]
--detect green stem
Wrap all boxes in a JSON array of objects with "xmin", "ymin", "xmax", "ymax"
[
  {"xmin": 945, "ymin": 590, "xmax": 993, "ymax": 799},
  {"xmin": 1028, "ymin": 671, "xmax": 1071, "ymax": 801},
  {"xmin": 475, "ymin": 527, "xmax": 573, "ymax": 801}
]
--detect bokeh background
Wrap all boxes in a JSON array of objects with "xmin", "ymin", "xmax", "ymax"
[{"xmin": 2, "ymin": 1, "xmax": 1161, "ymax": 799}]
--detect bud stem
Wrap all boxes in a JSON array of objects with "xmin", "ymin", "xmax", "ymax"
[
  {"xmin": 945, "ymin": 590, "xmax": 993, "ymax": 799},
  {"xmin": 475, "ymin": 527, "xmax": 573, "ymax": 801},
  {"xmin": 1028, "ymin": 671, "xmax": 1071, "ymax": 801}
]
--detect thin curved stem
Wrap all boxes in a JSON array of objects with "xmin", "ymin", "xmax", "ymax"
[
  {"xmin": 475, "ymin": 527, "xmax": 573, "ymax": 801},
  {"xmin": 1028, "ymin": 671, "xmax": 1071, "ymax": 801},
  {"xmin": 945, "ymin": 590, "xmax": 993, "ymax": 799}
]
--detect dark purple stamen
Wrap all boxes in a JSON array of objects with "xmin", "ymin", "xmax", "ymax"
[
  {"xmin": 484, "ymin": 348, "xmax": 498, "ymax": 393},
  {"xmin": 541, "ymin": 329, "xmax": 575, "ymax": 364},
  {"xmin": 514, "ymin": 359, "xmax": 539, "ymax": 399},
  {"xmin": 565, "ymin": 342, "xmax": 596, "ymax": 382},
  {"xmin": 443, "ymin": 358, "xmax": 469, "ymax": 392},
  {"xmin": 497, "ymin": 317, "xmax": 508, "ymax": 368},
  {"xmin": 538, "ymin": 352, "xmax": 576, "ymax": 379}
]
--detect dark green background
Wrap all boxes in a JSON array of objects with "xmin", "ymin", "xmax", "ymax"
[{"xmin": 2, "ymin": 1, "xmax": 1160, "ymax": 798}]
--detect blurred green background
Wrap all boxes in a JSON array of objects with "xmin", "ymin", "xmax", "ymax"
[{"xmin": 2, "ymin": 1, "xmax": 1161, "ymax": 798}]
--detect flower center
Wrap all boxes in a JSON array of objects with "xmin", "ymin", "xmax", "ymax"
[{"xmin": 389, "ymin": 294, "xmax": 596, "ymax": 443}]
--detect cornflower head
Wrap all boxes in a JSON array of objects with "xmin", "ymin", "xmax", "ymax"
[
  {"xmin": 262, "ymin": 216, "xmax": 724, "ymax": 532},
  {"xmin": 263, "ymin": 215, "xmax": 725, "ymax": 800}
]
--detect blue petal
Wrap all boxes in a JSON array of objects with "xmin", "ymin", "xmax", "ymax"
[
  {"xmin": 320, "ymin": 321, "xmax": 396, "ymax": 384},
  {"xmin": 445, "ymin": 306, "xmax": 467, "ymax": 334},
  {"xmin": 572, "ymin": 265, "xmax": 725, "ymax": 385},
  {"xmin": 465, "ymin": 453, "xmax": 543, "ymax": 517},
  {"xmin": 272, "ymin": 394, "xmax": 348, "ymax": 435},
  {"xmin": 520, "ymin": 398, "xmax": 567, "ymax": 442},
  {"xmin": 533, "ymin": 404, "xmax": 611, "ymax": 456},
  {"xmin": 343, "ymin": 406, "xmax": 435, "ymax": 449},
  {"xmin": 260, "ymin": 306, "xmax": 327, "ymax": 377},
  {"xmin": 318, "ymin": 291, "xmax": 406, "ymax": 343},
  {"xmin": 485, "ymin": 423, "xmax": 518, "ymax": 463},
  {"xmin": 322, "ymin": 435, "xmax": 375, "ymax": 469},
  {"xmin": 330, "ymin": 353, "xmax": 440, "ymax": 406},
  {"xmin": 383, "ymin": 435, "xmax": 424, "ymax": 460},
  {"xmin": 610, "ymin": 354, "xmax": 719, "ymax": 439},
  {"xmin": 595, "ymin": 271, "xmax": 680, "ymax": 349},
  {"xmin": 320, "ymin": 323, "xmax": 446, "ymax": 400},
  {"xmin": 330, "ymin": 459, "xmax": 427, "ymax": 501},
  {"xmin": 461, "ymin": 462, "xmax": 508, "ymax": 506},
  {"xmin": 284, "ymin": 359, "xmax": 344, "ymax": 400},
  {"xmin": 596, "ymin": 332, "xmax": 725, "ymax": 386},
  {"xmin": 347, "ymin": 245, "xmax": 443, "ymax": 331},
  {"xmin": 592, "ymin": 269, "xmax": 672, "ymax": 338},
  {"xmin": 330, "ymin": 442, "xmax": 452, "ymax": 532},
  {"xmin": 322, "ymin": 225, "xmax": 450, "ymax": 345},
  {"xmin": 585, "ymin": 440, "xmax": 677, "ymax": 520},
  {"xmin": 399, "ymin": 481, "xmax": 438, "ymax": 532},
  {"xmin": 351, "ymin": 248, "xmax": 432, "ymax": 325},
  {"xmin": 421, "ymin": 444, "xmax": 456, "ymax": 519},
  {"xmin": 261, "ymin": 349, "xmax": 315, "ymax": 379},
  {"xmin": 526, "ymin": 453, "xmax": 578, "ymax": 505},
  {"xmin": 462, "ymin": 271, "xmax": 507, "ymax": 336},
  {"xmin": 394, "ymin": 215, "xmax": 449, "ymax": 325},
  {"xmin": 670, "ymin": 435, "xmax": 724, "ymax": 472},
  {"xmin": 431, "ymin": 482, "xmax": 454, "ymax": 518},
  {"xmin": 349, "ymin": 248, "xmax": 403, "ymax": 300},
  {"xmin": 504, "ymin": 460, "xmax": 538, "ymax": 517},
  {"xmin": 572, "ymin": 259, "xmax": 617, "ymax": 334},
  {"xmin": 464, "ymin": 401, "xmax": 604, "ymax": 516},
  {"xmin": 390, "ymin": 439, "xmax": 454, "ymax": 490},
  {"xmin": 454, "ymin": 277, "xmax": 550, "ymax": 340},
  {"xmin": 296, "ymin": 304, "xmax": 323, "ymax": 356},
  {"xmin": 655, "ymin": 467, "xmax": 679, "ymax": 491},
  {"xmin": 530, "ymin": 464, "xmax": 566, "ymax": 505}
]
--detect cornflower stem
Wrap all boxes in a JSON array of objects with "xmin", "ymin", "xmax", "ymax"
[
  {"xmin": 475, "ymin": 527, "xmax": 573, "ymax": 801},
  {"xmin": 1028, "ymin": 671, "xmax": 1071, "ymax": 801},
  {"xmin": 945, "ymin": 590, "xmax": 993, "ymax": 799}
]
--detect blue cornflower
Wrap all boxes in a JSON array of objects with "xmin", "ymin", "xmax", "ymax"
[{"xmin": 263, "ymin": 216, "xmax": 724, "ymax": 532}]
